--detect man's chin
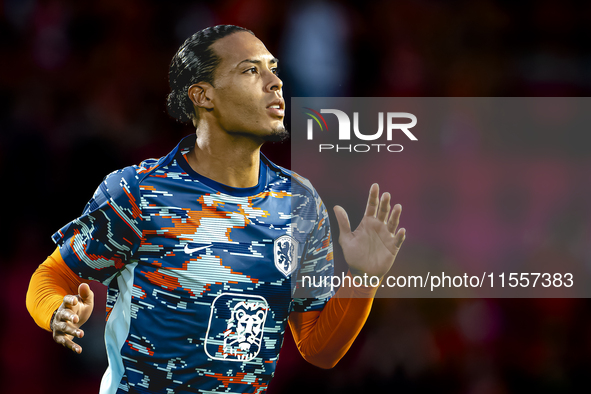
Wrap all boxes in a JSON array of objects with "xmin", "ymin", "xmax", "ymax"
[{"xmin": 263, "ymin": 125, "xmax": 290, "ymax": 142}]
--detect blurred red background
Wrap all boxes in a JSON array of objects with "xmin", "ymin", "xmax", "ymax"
[{"xmin": 3, "ymin": 0, "xmax": 591, "ymax": 393}]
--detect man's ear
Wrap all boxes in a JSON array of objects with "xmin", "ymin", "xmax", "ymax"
[{"xmin": 188, "ymin": 82, "xmax": 214, "ymax": 109}]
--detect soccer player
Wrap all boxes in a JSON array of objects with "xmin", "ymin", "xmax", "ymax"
[{"xmin": 27, "ymin": 25, "xmax": 405, "ymax": 393}]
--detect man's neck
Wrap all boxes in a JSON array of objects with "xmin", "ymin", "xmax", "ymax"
[{"xmin": 186, "ymin": 127, "xmax": 263, "ymax": 189}]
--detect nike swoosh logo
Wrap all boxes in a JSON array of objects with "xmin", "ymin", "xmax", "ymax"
[{"xmin": 184, "ymin": 243, "xmax": 212, "ymax": 254}]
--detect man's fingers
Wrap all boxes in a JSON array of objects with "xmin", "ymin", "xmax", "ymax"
[
  {"xmin": 53, "ymin": 307, "xmax": 85, "ymax": 354},
  {"xmin": 333, "ymin": 205, "xmax": 352, "ymax": 238},
  {"xmin": 63, "ymin": 294, "xmax": 78, "ymax": 308},
  {"xmin": 78, "ymin": 283, "xmax": 94, "ymax": 305},
  {"xmin": 71, "ymin": 343, "xmax": 82, "ymax": 354},
  {"xmin": 387, "ymin": 204, "xmax": 402, "ymax": 234},
  {"xmin": 364, "ymin": 183, "xmax": 380, "ymax": 217},
  {"xmin": 53, "ymin": 291, "xmax": 89, "ymax": 355},
  {"xmin": 57, "ymin": 309, "xmax": 79, "ymax": 325},
  {"xmin": 394, "ymin": 228, "xmax": 406, "ymax": 249},
  {"xmin": 377, "ymin": 192, "xmax": 391, "ymax": 223},
  {"xmin": 54, "ymin": 319, "xmax": 84, "ymax": 338},
  {"xmin": 55, "ymin": 334, "xmax": 82, "ymax": 354}
]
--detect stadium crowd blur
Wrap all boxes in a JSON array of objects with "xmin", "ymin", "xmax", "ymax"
[{"xmin": 3, "ymin": 0, "xmax": 591, "ymax": 393}]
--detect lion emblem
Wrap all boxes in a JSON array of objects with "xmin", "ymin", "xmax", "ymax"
[
  {"xmin": 277, "ymin": 240, "xmax": 294, "ymax": 271},
  {"xmin": 204, "ymin": 293, "xmax": 269, "ymax": 362},
  {"xmin": 273, "ymin": 235, "xmax": 298, "ymax": 276},
  {"xmin": 222, "ymin": 301, "xmax": 267, "ymax": 361}
]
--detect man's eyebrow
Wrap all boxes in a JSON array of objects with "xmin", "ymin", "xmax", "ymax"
[{"xmin": 237, "ymin": 58, "xmax": 279, "ymax": 67}]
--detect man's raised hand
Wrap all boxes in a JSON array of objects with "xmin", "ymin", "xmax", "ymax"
[
  {"xmin": 333, "ymin": 183, "xmax": 406, "ymax": 279},
  {"xmin": 52, "ymin": 283, "xmax": 94, "ymax": 354}
]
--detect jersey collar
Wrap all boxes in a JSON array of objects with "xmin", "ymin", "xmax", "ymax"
[{"xmin": 171, "ymin": 134, "xmax": 269, "ymax": 197}]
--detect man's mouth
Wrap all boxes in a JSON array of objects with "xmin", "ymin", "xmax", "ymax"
[{"xmin": 267, "ymin": 100, "xmax": 285, "ymax": 117}]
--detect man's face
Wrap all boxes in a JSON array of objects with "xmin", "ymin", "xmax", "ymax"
[{"xmin": 208, "ymin": 32, "xmax": 286, "ymax": 141}]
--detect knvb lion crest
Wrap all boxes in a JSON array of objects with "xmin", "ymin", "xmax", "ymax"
[
  {"xmin": 222, "ymin": 300, "xmax": 267, "ymax": 361},
  {"xmin": 273, "ymin": 235, "xmax": 298, "ymax": 277},
  {"xmin": 204, "ymin": 293, "xmax": 269, "ymax": 362}
]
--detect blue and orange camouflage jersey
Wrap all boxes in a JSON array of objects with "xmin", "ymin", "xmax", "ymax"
[{"xmin": 52, "ymin": 134, "xmax": 334, "ymax": 394}]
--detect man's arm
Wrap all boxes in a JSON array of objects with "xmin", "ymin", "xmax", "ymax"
[
  {"xmin": 290, "ymin": 184, "xmax": 405, "ymax": 368},
  {"xmin": 28, "ymin": 167, "xmax": 144, "ymax": 353},
  {"xmin": 288, "ymin": 277, "xmax": 376, "ymax": 369},
  {"xmin": 26, "ymin": 247, "xmax": 95, "ymax": 354}
]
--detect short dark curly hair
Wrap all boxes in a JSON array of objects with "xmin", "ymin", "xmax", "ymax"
[{"xmin": 166, "ymin": 25, "xmax": 254, "ymax": 124}]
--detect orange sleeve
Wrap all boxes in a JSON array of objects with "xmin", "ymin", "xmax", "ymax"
[
  {"xmin": 26, "ymin": 247, "xmax": 90, "ymax": 332},
  {"xmin": 288, "ymin": 271, "xmax": 378, "ymax": 369}
]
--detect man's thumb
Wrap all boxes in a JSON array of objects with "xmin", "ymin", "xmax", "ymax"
[
  {"xmin": 78, "ymin": 283, "xmax": 94, "ymax": 304},
  {"xmin": 333, "ymin": 205, "xmax": 352, "ymax": 237}
]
